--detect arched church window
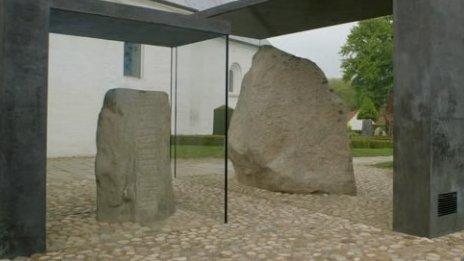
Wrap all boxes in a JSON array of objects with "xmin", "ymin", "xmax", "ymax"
[
  {"xmin": 229, "ymin": 63, "xmax": 242, "ymax": 94},
  {"xmin": 229, "ymin": 69, "xmax": 234, "ymax": 93}
]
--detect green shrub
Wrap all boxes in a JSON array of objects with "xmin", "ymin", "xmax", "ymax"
[
  {"xmin": 351, "ymin": 137, "xmax": 393, "ymax": 148},
  {"xmin": 370, "ymin": 136, "xmax": 392, "ymax": 140},
  {"xmin": 172, "ymin": 135, "xmax": 225, "ymax": 146},
  {"xmin": 352, "ymin": 148, "xmax": 393, "ymax": 157},
  {"xmin": 352, "ymin": 135, "xmax": 392, "ymax": 141},
  {"xmin": 329, "ymin": 79, "xmax": 357, "ymax": 110},
  {"xmin": 349, "ymin": 131, "xmax": 362, "ymax": 138},
  {"xmin": 358, "ymin": 97, "xmax": 379, "ymax": 120},
  {"xmin": 171, "ymin": 135, "xmax": 392, "ymax": 149},
  {"xmin": 172, "ymin": 145, "xmax": 224, "ymax": 158}
]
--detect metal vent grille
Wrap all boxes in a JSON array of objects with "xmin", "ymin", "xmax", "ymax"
[{"xmin": 438, "ymin": 192, "xmax": 457, "ymax": 217}]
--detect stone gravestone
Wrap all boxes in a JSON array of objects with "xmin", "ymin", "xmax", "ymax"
[
  {"xmin": 361, "ymin": 119, "xmax": 375, "ymax": 136},
  {"xmin": 374, "ymin": 127, "xmax": 386, "ymax": 137},
  {"xmin": 213, "ymin": 105, "xmax": 234, "ymax": 135},
  {"xmin": 229, "ymin": 46, "xmax": 356, "ymax": 195},
  {"xmin": 96, "ymin": 89, "xmax": 175, "ymax": 224}
]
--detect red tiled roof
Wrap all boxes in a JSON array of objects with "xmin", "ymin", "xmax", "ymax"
[{"xmin": 347, "ymin": 111, "xmax": 358, "ymax": 121}]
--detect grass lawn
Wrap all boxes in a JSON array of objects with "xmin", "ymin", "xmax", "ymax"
[
  {"xmin": 172, "ymin": 145, "xmax": 394, "ymax": 159},
  {"xmin": 172, "ymin": 145, "xmax": 225, "ymax": 159},
  {"xmin": 373, "ymin": 161, "xmax": 394, "ymax": 169},
  {"xmin": 351, "ymin": 148, "xmax": 393, "ymax": 157}
]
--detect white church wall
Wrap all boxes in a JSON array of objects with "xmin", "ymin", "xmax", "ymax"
[
  {"xmin": 47, "ymin": 0, "xmax": 260, "ymax": 157},
  {"xmin": 47, "ymin": 33, "xmax": 258, "ymax": 158},
  {"xmin": 228, "ymin": 41, "xmax": 257, "ymax": 108},
  {"xmin": 175, "ymin": 39, "xmax": 258, "ymax": 135},
  {"xmin": 176, "ymin": 38, "xmax": 227, "ymax": 135},
  {"xmin": 48, "ymin": 34, "xmax": 173, "ymax": 158},
  {"xmin": 48, "ymin": 34, "xmax": 121, "ymax": 158}
]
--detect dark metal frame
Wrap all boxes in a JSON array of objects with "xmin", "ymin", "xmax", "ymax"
[
  {"xmin": 197, "ymin": 0, "xmax": 464, "ymax": 240},
  {"xmin": 0, "ymin": 0, "xmax": 230, "ymax": 258},
  {"xmin": 50, "ymin": 0, "xmax": 230, "ymax": 47},
  {"xmin": 173, "ymin": 47, "xmax": 178, "ymax": 179},
  {"xmin": 195, "ymin": 0, "xmax": 392, "ymax": 39},
  {"xmin": 170, "ymin": 38, "xmax": 229, "ymax": 223},
  {"xmin": 224, "ymin": 36, "xmax": 230, "ymax": 224},
  {"xmin": 6, "ymin": 0, "xmax": 463, "ymax": 258}
]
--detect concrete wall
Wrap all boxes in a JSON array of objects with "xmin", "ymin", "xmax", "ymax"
[
  {"xmin": 47, "ymin": 34, "xmax": 257, "ymax": 158},
  {"xmin": 0, "ymin": 0, "xmax": 48, "ymax": 257},
  {"xmin": 393, "ymin": 0, "xmax": 464, "ymax": 238}
]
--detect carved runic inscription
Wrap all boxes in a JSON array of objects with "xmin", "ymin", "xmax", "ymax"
[
  {"xmin": 135, "ymin": 102, "xmax": 160, "ymax": 219},
  {"xmin": 96, "ymin": 89, "xmax": 174, "ymax": 224}
]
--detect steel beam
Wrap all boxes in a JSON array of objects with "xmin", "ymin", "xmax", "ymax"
[
  {"xmin": 0, "ymin": 0, "xmax": 49, "ymax": 257},
  {"xmin": 50, "ymin": 0, "xmax": 230, "ymax": 47},
  {"xmin": 197, "ymin": 0, "xmax": 392, "ymax": 39}
]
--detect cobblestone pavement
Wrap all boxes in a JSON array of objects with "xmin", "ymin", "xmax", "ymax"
[{"xmin": 10, "ymin": 156, "xmax": 464, "ymax": 260}]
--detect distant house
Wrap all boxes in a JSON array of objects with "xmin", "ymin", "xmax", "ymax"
[{"xmin": 347, "ymin": 111, "xmax": 363, "ymax": 131}]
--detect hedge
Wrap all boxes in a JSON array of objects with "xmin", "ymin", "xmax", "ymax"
[
  {"xmin": 172, "ymin": 135, "xmax": 393, "ymax": 149},
  {"xmin": 171, "ymin": 135, "xmax": 225, "ymax": 146},
  {"xmin": 350, "ymin": 138, "xmax": 393, "ymax": 149}
]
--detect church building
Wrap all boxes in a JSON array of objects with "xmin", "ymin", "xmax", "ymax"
[{"xmin": 47, "ymin": 0, "xmax": 270, "ymax": 157}]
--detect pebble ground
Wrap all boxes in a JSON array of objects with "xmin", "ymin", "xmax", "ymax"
[{"xmin": 7, "ymin": 156, "xmax": 464, "ymax": 260}]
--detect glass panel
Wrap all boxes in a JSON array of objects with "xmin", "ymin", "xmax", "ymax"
[
  {"xmin": 173, "ymin": 36, "xmax": 228, "ymax": 226},
  {"xmin": 47, "ymin": 33, "xmax": 226, "ymax": 253}
]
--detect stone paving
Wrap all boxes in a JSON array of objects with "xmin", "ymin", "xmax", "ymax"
[{"xmin": 9, "ymin": 156, "xmax": 464, "ymax": 260}]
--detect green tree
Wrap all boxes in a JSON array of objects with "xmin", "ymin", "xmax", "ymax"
[
  {"xmin": 329, "ymin": 78, "xmax": 357, "ymax": 110},
  {"xmin": 358, "ymin": 97, "xmax": 378, "ymax": 120},
  {"xmin": 340, "ymin": 16, "xmax": 393, "ymax": 108}
]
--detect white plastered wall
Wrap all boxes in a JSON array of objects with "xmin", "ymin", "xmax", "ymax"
[
  {"xmin": 47, "ymin": 34, "xmax": 258, "ymax": 157},
  {"xmin": 47, "ymin": 0, "xmax": 259, "ymax": 157}
]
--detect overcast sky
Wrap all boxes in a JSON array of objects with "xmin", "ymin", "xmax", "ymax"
[{"xmin": 268, "ymin": 22, "xmax": 356, "ymax": 79}]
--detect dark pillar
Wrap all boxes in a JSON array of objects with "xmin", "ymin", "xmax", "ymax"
[
  {"xmin": 394, "ymin": 0, "xmax": 464, "ymax": 237},
  {"xmin": 0, "ymin": 0, "xmax": 49, "ymax": 257}
]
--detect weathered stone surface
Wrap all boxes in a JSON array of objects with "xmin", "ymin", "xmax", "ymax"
[
  {"xmin": 362, "ymin": 120, "xmax": 375, "ymax": 136},
  {"xmin": 229, "ymin": 46, "xmax": 356, "ymax": 195},
  {"xmin": 35, "ymin": 156, "xmax": 464, "ymax": 260},
  {"xmin": 96, "ymin": 89, "xmax": 175, "ymax": 224}
]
